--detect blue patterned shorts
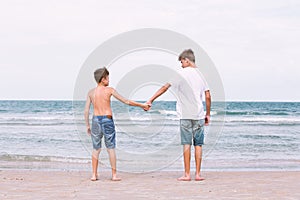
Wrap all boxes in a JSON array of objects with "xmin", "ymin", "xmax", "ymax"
[
  {"xmin": 180, "ymin": 119, "xmax": 205, "ymax": 146},
  {"xmin": 91, "ymin": 115, "xmax": 116, "ymax": 149}
]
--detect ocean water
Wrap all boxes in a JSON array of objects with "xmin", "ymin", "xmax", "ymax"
[{"xmin": 0, "ymin": 101, "xmax": 299, "ymax": 172}]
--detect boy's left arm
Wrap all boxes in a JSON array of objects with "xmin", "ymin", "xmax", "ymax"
[
  {"xmin": 84, "ymin": 93, "xmax": 92, "ymax": 135},
  {"xmin": 205, "ymin": 90, "xmax": 211, "ymax": 125}
]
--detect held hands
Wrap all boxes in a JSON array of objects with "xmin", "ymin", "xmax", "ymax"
[
  {"xmin": 142, "ymin": 103, "xmax": 151, "ymax": 111},
  {"xmin": 142, "ymin": 100, "xmax": 153, "ymax": 111}
]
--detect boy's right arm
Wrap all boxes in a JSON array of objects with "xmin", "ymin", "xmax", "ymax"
[
  {"xmin": 111, "ymin": 88, "xmax": 150, "ymax": 111},
  {"xmin": 84, "ymin": 93, "xmax": 92, "ymax": 135},
  {"xmin": 147, "ymin": 83, "xmax": 171, "ymax": 105}
]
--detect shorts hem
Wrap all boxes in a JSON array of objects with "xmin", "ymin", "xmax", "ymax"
[
  {"xmin": 105, "ymin": 146, "xmax": 116, "ymax": 149},
  {"xmin": 194, "ymin": 144, "xmax": 203, "ymax": 146},
  {"xmin": 181, "ymin": 143, "xmax": 192, "ymax": 145}
]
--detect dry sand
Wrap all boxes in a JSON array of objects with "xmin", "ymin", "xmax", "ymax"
[{"xmin": 1, "ymin": 169, "xmax": 300, "ymax": 200}]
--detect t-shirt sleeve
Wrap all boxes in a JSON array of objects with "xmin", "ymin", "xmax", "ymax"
[
  {"xmin": 203, "ymin": 78, "xmax": 209, "ymax": 91},
  {"xmin": 197, "ymin": 69, "xmax": 209, "ymax": 91},
  {"xmin": 167, "ymin": 69, "xmax": 182, "ymax": 87}
]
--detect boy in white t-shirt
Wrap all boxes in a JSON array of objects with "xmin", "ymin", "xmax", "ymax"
[{"xmin": 147, "ymin": 49, "xmax": 211, "ymax": 181}]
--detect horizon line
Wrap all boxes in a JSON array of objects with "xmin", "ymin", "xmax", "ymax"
[{"xmin": 0, "ymin": 99, "xmax": 300, "ymax": 103}]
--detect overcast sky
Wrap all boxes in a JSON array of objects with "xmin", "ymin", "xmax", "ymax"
[{"xmin": 0, "ymin": 0, "xmax": 299, "ymax": 101}]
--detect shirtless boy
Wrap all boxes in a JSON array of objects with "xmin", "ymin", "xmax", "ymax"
[{"xmin": 84, "ymin": 67, "xmax": 150, "ymax": 181}]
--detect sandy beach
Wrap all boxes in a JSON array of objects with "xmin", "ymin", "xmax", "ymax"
[{"xmin": 1, "ymin": 168, "xmax": 299, "ymax": 200}]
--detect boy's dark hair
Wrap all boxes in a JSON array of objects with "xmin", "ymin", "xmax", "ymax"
[
  {"xmin": 178, "ymin": 49, "xmax": 195, "ymax": 63},
  {"xmin": 94, "ymin": 67, "xmax": 109, "ymax": 83}
]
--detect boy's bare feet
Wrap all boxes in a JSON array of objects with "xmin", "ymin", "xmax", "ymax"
[
  {"xmin": 111, "ymin": 176, "xmax": 121, "ymax": 181},
  {"xmin": 177, "ymin": 175, "xmax": 191, "ymax": 181},
  {"xmin": 195, "ymin": 175, "xmax": 205, "ymax": 181},
  {"xmin": 90, "ymin": 174, "xmax": 98, "ymax": 181}
]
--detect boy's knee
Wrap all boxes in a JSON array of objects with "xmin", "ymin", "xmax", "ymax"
[
  {"xmin": 106, "ymin": 148, "xmax": 115, "ymax": 153},
  {"xmin": 93, "ymin": 149, "xmax": 101, "ymax": 154}
]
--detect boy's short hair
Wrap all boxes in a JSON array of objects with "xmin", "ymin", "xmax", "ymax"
[
  {"xmin": 178, "ymin": 49, "xmax": 195, "ymax": 63},
  {"xmin": 94, "ymin": 67, "xmax": 109, "ymax": 83}
]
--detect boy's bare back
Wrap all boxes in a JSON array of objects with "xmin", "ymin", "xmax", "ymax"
[{"xmin": 88, "ymin": 86, "xmax": 114, "ymax": 116}]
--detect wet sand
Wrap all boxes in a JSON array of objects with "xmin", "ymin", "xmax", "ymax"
[{"xmin": 1, "ymin": 169, "xmax": 299, "ymax": 199}]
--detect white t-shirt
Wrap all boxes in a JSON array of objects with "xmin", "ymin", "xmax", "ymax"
[{"xmin": 168, "ymin": 67, "xmax": 209, "ymax": 120}]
